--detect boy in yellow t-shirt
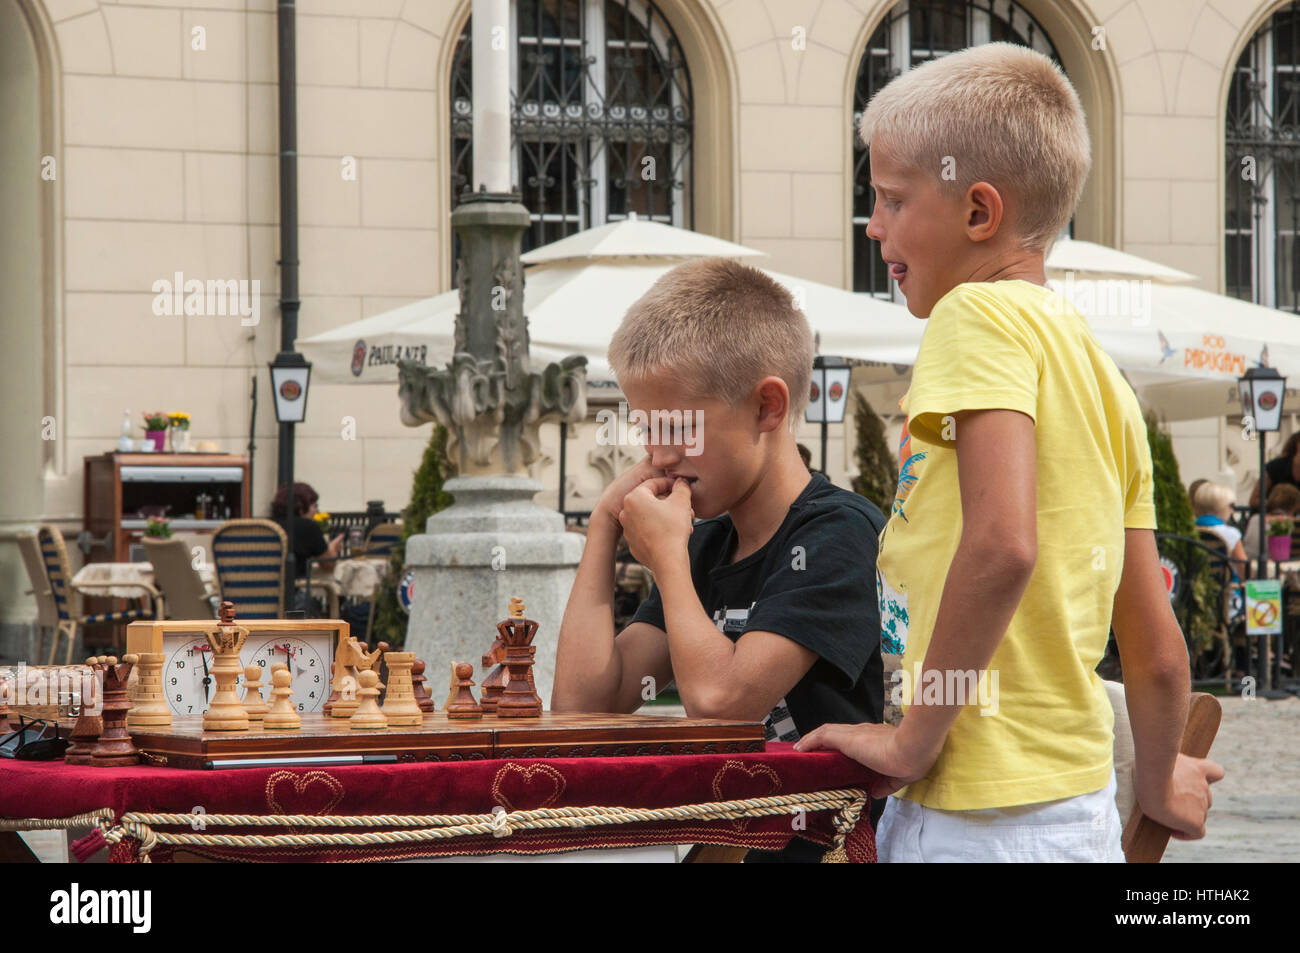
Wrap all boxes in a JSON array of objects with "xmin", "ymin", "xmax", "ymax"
[{"xmin": 796, "ymin": 43, "xmax": 1223, "ymax": 861}]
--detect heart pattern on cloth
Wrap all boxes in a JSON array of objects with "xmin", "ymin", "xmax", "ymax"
[
  {"xmin": 490, "ymin": 763, "xmax": 567, "ymax": 812},
  {"xmin": 265, "ymin": 770, "xmax": 346, "ymax": 816},
  {"xmin": 711, "ymin": 760, "xmax": 783, "ymax": 831}
]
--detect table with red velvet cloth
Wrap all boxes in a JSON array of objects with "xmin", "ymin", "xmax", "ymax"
[{"xmin": 0, "ymin": 743, "xmax": 877, "ymax": 863}]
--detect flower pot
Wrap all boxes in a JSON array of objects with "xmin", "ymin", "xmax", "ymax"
[
  {"xmin": 145, "ymin": 429, "xmax": 167, "ymax": 452},
  {"xmin": 169, "ymin": 426, "xmax": 191, "ymax": 453},
  {"xmin": 1269, "ymin": 534, "xmax": 1292, "ymax": 562}
]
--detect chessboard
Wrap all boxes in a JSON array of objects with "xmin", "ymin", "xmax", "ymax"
[{"xmin": 130, "ymin": 711, "xmax": 767, "ymax": 770}]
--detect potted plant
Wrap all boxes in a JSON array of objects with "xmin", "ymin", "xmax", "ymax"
[
  {"xmin": 1268, "ymin": 517, "xmax": 1293, "ymax": 562},
  {"xmin": 144, "ymin": 515, "xmax": 173, "ymax": 539},
  {"xmin": 142, "ymin": 412, "xmax": 170, "ymax": 452},
  {"xmin": 167, "ymin": 411, "xmax": 191, "ymax": 452}
]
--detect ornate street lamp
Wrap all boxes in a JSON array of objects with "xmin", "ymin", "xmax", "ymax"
[
  {"xmin": 1238, "ymin": 366, "xmax": 1287, "ymax": 695},
  {"xmin": 806, "ymin": 355, "xmax": 851, "ymax": 474},
  {"xmin": 269, "ymin": 351, "xmax": 312, "ymax": 608}
]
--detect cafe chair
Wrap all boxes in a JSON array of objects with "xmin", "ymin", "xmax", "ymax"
[
  {"xmin": 16, "ymin": 532, "xmax": 59, "ymax": 665},
  {"xmin": 361, "ymin": 521, "xmax": 403, "ymax": 557},
  {"xmin": 142, "ymin": 537, "xmax": 219, "ymax": 620},
  {"xmin": 36, "ymin": 524, "xmax": 156, "ymax": 665},
  {"xmin": 211, "ymin": 519, "xmax": 287, "ymax": 619}
]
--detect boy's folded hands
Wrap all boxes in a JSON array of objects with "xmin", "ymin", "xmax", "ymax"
[
  {"xmin": 592, "ymin": 455, "xmax": 664, "ymax": 535},
  {"xmin": 618, "ymin": 477, "xmax": 695, "ymax": 576}
]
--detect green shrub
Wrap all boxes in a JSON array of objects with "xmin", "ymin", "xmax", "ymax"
[
  {"xmin": 369, "ymin": 424, "xmax": 455, "ymax": 647},
  {"xmin": 850, "ymin": 392, "xmax": 897, "ymax": 515},
  {"xmin": 1145, "ymin": 411, "xmax": 1217, "ymax": 652}
]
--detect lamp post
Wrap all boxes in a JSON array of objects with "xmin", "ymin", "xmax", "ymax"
[
  {"xmin": 807, "ymin": 355, "xmax": 851, "ymax": 475},
  {"xmin": 1238, "ymin": 367, "xmax": 1287, "ymax": 696},
  {"xmin": 269, "ymin": 351, "xmax": 312, "ymax": 609}
]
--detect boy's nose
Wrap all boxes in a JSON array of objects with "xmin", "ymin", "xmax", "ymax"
[
  {"xmin": 648, "ymin": 445, "xmax": 683, "ymax": 470},
  {"xmin": 865, "ymin": 217, "xmax": 884, "ymax": 242}
]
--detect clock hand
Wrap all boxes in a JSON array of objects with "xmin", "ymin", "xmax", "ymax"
[{"xmin": 200, "ymin": 648, "xmax": 211, "ymax": 703}]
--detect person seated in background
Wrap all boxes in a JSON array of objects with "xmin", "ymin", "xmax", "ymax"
[
  {"xmin": 1186, "ymin": 478, "xmax": 1208, "ymax": 511},
  {"xmin": 270, "ymin": 481, "xmax": 344, "ymax": 583},
  {"xmin": 1249, "ymin": 432, "xmax": 1300, "ymax": 508},
  {"xmin": 1192, "ymin": 482, "xmax": 1248, "ymax": 581},
  {"xmin": 1242, "ymin": 483, "xmax": 1300, "ymax": 557}
]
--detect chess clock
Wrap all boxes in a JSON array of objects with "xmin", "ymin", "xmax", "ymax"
[{"xmin": 127, "ymin": 618, "xmax": 346, "ymax": 717}]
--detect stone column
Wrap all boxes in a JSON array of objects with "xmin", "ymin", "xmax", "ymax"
[{"xmin": 404, "ymin": 476, "xmax": 583, "ymax": 706}]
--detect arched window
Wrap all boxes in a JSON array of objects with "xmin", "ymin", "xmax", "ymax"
[
  {"xmin": 450, "ymin": 0, "xmax": 693, "ymax": 276},
  {"xmin": 851, "ymin": 0, "xmax": 1064, "ymax": 297},
  {"xmin": 1226, "ymin": 2, "xmax": 1300, "ymax": 312}
]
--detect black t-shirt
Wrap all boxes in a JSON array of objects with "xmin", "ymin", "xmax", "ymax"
[
  {"xmin": 283, "ymin": 516, "xmax": 327, "ymax": 578},
  {"xmin": 630, "ymin": 472, "xmax": 886, "ymax": 740},
  {"xmin": 1265, "ymin": 457, "xmax": 1299, "ymax": 493}
]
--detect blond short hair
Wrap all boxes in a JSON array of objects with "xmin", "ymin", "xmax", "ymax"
[
  {"xmin": 608, "ymin": 258, "xmax": 814, "ymax": 421},
  {"xmin": 858, "ymin": 42, "xmax": 1090, "ymax": 251},
  {"xmin": 1193, "ymin": 482, "xmax": 1235, "ymax": 519}
]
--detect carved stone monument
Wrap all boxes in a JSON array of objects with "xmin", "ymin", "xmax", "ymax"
[{"xmin": 398, "ymin": 189, "xmax": 586, "ymax": 708}]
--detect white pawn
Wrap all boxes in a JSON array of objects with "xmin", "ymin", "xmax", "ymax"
[{"xmin": 263, "ymin": 666, "xmax": 301, "ymax": 730}]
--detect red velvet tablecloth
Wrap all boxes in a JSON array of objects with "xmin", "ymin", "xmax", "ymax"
[{"xmin": 0, "ymin": 744, "xmax": 877, "ymax": 862}]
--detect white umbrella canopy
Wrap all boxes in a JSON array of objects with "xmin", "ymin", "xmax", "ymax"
[
  {"xmin": 296, "ymin": 288, "xmax": 617, "ymax": 385},
  {"xmin": 1047, "ymin": 278, "xmax": 1300, "ymax": 421},
  {"xmin": 1046, "ymin": 238, "xmax": 1197, "ymax": 283},
  {"xmin": 297, "ymin": 258, "xmax": 921, "ymax": 387},
  {"xmin": 518, "ymin": 212, "xmax": 767, "ymax": 265},
  {"xmin": 520, "ymin": 261, "xmax": 920, "ymax": 382}
]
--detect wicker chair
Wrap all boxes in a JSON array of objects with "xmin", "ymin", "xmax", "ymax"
[
  {"xmin": 143, "ymin": 537, "xmax": 219, "ymax": 620},
  {"xmin": 36, "ymin": 524, "xmax": 156, "ymax": 665},
  {"xmin": 17, "ymin": 532, "xmax": 59, "ymax": 664},
  {"xmin": 362, "ymin": 521, "xmax": 402, "ymax": 556},
  {"xmin": 211, "ymin": 519, "xmax": 287, "ymax": 619}
]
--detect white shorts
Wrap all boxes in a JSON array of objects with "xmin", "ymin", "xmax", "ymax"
[{"xmin": 876, "ymin": 769, "xmax": 1126, "ymax": 863}]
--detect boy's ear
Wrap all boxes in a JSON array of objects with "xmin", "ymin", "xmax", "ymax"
[
  {"xmin": 964, "ymin": 181, "xmax": 1004, "ymax": 243},
  {"xmin": 754, "ymin": 376, "xmax": 791, "ymax": 433}
]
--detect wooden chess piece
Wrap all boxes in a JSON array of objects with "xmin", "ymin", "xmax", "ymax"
[
  {"xmin": 349, "ymin": 669, "xmax": 387, "ymax": 730},
  {"xmin": 445, "ymin": 662, "xmax": 483, "ymax": 720},
  {"xmin": 262, "ymin": 667, "xmax": 301, "ymax": 730},
  {"xmin": 480, "ymin": 637, "xmax": 507, "ymax": 714},
  {"xmin": 65, "ymin": 657, "xmax": 104, "ymax": 765},
  {"xmin": 410, "ymin": 659, "xmax": 435, "ymax": 713},
  {"xmin": 91, "ymin": 655, "xmax": 140, "ymax": 767},
  {"xmin": 328, "ymin": 637, "xmax": 386, "ymax": 718},
  {"xmin": 203, "ymin": 602, "xmax": 250, "ymax": 731},
  {"xmin": 126, "ymin": 652, "xmax": 171, "ymax": 729},
  {"xmin": 242, "ymin": 665, "xmax": 270, "ymax": 722},
  {"xmin": 380, "ymin": 652, "xmax": 422, "ymax": 727},
  {"xmin": 495, "ymin": 597, "xmax": 543, "ymax": 718}
]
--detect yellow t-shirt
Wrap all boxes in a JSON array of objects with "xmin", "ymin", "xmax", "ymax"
[{"xmin": 876, "ymin": 279, "xmax": 1156, "ymax": 810}]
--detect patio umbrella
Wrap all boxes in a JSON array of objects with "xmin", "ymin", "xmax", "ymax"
[
  {"xmin": 298, "ymin": 226, "xmax": 920, "ymax": 386},
  {"xmin": 1054, "ymin": 279, "xmax": 1300, "ymax": 421},
  {"xmin": 1046, "ymin": 238, "xmax": 1197, "ymax": 283}
]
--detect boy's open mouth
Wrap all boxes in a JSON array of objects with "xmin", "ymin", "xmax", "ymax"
[
  {"xmin": 668, "ymin": 473, "xmax": 698, "ymax": 487},
  {"xmin": 887, "ymin": 261, "xmax": 908, "ymax": 282}
]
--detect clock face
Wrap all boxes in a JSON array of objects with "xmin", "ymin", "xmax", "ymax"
[
  {"xmin": 159, "ymin": 628, "xmax": 335, "ymax": 717},
  {"xmin": 164, "ymin": 638, "xmax": 214, "ymax": 717},
  {"xmin": 244, "ymin": 637, "xmax": 328, "ymax": 713}
]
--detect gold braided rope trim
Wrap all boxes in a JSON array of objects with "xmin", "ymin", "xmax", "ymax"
[
  {"xmin": 0, "ymin": 788, "xmax": 870, "ymax": 863},
  {"xmin": 0, "ymin": 809, "xmax": 113, "ymax": 832}
]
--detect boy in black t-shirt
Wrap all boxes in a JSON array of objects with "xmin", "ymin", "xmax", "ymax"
[{"xmin": 552, "ymin": 258, "xmax": 887, "ymax": 859}]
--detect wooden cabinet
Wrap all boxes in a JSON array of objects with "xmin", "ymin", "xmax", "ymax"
[{"xmin": 83, "ymin": 453, "xmax": 251, "ymax": 564}]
